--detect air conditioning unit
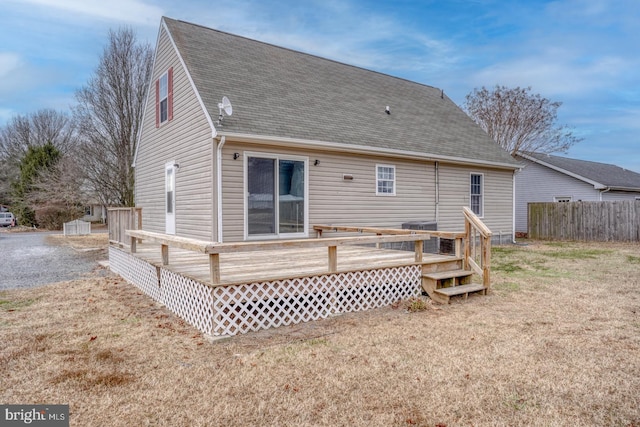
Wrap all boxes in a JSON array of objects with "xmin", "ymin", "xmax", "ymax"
[{"xmin": 401, "ymin": 221, "xmax": 438, "ymax": 253}]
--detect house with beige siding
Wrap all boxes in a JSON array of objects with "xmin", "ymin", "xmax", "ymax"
[
  {"xmin": 515, "ymin": 152, "xmax": 640, "ymax": 234},
  {"xmin": 133, "ymin": 17, "xmax": 520, "ymax": 245}
]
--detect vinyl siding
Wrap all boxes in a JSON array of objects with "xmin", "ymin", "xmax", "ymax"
[
  {"xmin": 135, "ymin": 25, "xmax": 215, "ymax": 241},
  {"xmin": 438, "ymin": 164, "xmax": 514, "ymax": 241},
  {"xmin": 601, "ymin": 191, "xmax": 640, "ymax": 201},
  {"xmin": 514, "ymin": 159, "xmax": 599, "ymax": 232},
  {"xmin": 220, "ymin": 142, "xmax": 436, "ymax": 242}
]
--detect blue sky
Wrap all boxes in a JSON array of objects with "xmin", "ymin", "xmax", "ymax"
[{"xmin": 2, "ymin": 0, "xmax": 639, "ymax": 172}]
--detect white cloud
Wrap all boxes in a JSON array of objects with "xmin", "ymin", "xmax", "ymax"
[
  {"xmin": 0, "ymin": 53, "xmax": 22, "ymax": 78},
  {"xmin": 9, "ymin": 0, "xmax": 163, "ymax": 26}
]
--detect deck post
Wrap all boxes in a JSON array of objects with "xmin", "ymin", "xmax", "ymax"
[
  {"xmin": 482, "ymin": 235, "xmax": 491, "ymax": 289},
  {"xmin": 328, "ymin": 246, "xmax": 337, "ymax": 272},
  {"xmin": 454, "ymin": 237, "xmax": 462, "ymax": 258},
  {"xmin": 209, "ymin": 253, "xmax": 221, "ymax": 284},
  {"xmin": 161, "ymin": 244, "xmax": 169, "ymax": 265},
  {"xmin": 414, "ymin": 240, "xmax": 423, "ymax": 262},
  {"xmin": 130, "ymin": 235, "xmax": 137, "ymax": 253},
  {"xmin": 136, "ymin": 208, "xmax": 143, "ymax": 244}
]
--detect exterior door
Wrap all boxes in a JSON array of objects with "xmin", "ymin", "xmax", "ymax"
[
  {"xmin": 246, "ymin": 154, "xmax": 307, "ymax": 239},
  {"xmin": 165, "ymin": 162, "xmax": 176, "ymax": 234}
]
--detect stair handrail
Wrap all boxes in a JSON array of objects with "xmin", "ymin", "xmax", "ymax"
[{"xmin": 462, "ymin": 207, "xmax": 492, "ymax": 289}]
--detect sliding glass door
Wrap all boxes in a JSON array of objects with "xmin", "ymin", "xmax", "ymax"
[{"xmin": 246, "ymin": 154, "xmax": 307, "ymax": 238}]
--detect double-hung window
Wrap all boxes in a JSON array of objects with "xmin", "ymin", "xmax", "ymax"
[
  {"xmin": 155, "ymin": 68, "xmax": 173, "ymax": 127},
  {"xmin": 470, "ymin": 173, "xmax": 483, "ymax": 216},
  {"xmin": 159, "ymin": 73, "xmax": 168, "ymax": 122},
  {"xmin": 376, "ymin": 164, "xmax": 396, "ymax": 196}
]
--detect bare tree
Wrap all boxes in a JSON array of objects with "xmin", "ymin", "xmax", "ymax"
[
  {"xmin": 74, "ymin": 27, "xmax": 153, "ymax": 206},
  {"xmin": 28, "ymin": 155, "xmax": 86, "ymax": 228},
  {"xmin": 463, "ymin": 85, "xmax": 582, "ymax": 155},
  {"xmin": 0, "ymin": 109, "xmax": 76, "ymax": 205}
]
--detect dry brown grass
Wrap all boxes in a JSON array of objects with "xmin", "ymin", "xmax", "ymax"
[
  {"xmin": 46, "ymin": 233, "xmax": 109, "ymax": 250},
  {"xmin": 1, "ymin": 240, "xmax": 639, "ymax": 426}
]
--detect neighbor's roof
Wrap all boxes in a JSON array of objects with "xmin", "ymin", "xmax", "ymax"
[
  {"xmin": 520, "ymin": 152, "xmax": 640, "ymax": 191},
  {"xmin": 162, "ymin": 17, "xmax": 518, "ymax": 169}
]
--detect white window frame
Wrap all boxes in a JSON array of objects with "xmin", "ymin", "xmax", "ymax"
[
  {"xmin": 376, "ymin": 164, "xmax": 396, "ymax": 196},
  {"xmin": 159, "ymin": 71, "xmax": 169, "ymax": 124},
  {"xmin": 244, "ymin": 152, "xmax": 309, "ymax": 240},
  {"xmin": 554, "ymin": 196, "xmax": 572, "ymax": 203},
  {"xmin": 470, "ymin": 173, "xmax": 484, "ymax": 217}
]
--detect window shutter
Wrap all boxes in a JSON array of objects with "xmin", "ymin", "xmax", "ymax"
[
  {"xmin": 168, "ymin": 67, "xmax": 174, "ymax": 121},
  {"xmin": 155, "ymin": 79, "xmax": 160, "ymax": 128}
]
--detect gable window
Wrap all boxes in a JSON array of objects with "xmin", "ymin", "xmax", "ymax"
[
  {"xmin": 376, "ymin": 164, "xmax": 396, "ymax": 196},
  {"xmin": 470, "ymin": 173, "xmax": 483, "ymax": 216},
  {"xmin": 155, "ymin": 68, "xmax": 173, "ymax": 127}
]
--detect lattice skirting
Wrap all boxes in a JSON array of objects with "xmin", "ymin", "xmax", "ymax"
[
  {"xmin": 109, "ymin": 247, "xmax": 421, "ymax": 337},
  {"xmin": 109, "ymin": 247, "xmax": 213, "ymax": 334}
]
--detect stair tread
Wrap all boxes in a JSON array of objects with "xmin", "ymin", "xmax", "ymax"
[
  {"xmin": 422, "ymin": 269, "xmax": 473, "ymax": 280},
  {"xmin": 434, "ymin": 283, "xmax": 487, "ymax": 296}
]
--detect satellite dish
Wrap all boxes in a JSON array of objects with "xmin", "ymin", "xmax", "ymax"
[{"xmin": 218, "ymin": 96, "xmax": 233, "ymax": 118}]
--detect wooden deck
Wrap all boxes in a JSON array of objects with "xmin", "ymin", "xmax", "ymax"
[
  {"xmin": 108, "ymin": 212, "xmax": 492, "ymax": 336},
  {"xmin": 130, "ymin": 241, "xmax": 457, "ymax": 286}
]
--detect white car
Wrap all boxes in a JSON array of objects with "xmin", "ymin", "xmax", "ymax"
[{"xmin": 0, "ymin": 212, "xmax": 16, "ymax": 227}]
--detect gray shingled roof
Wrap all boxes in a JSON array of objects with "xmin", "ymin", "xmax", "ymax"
[
  {"xmin": 164, "ymin": 17, "xmax": 518, "ymax": 168},
  {"xmin": 522, "ymin": 152, "xmax": 640, "ymax": 191}
]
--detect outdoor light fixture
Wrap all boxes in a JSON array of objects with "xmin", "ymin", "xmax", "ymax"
[
  {"xmin": 233, "ymin": 153, "xmax": 240, "ymax": 160},
  {"xmin": 314, "ymin": 159, "xmax": 320, "ymax": 166}
]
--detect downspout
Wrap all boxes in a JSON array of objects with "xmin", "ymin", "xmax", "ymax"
[
  {"xmin": 216, "ymin": 135, "xmax": 226, "ymax": 242},
  {"xmin": 435, "ymin": 161, "xmax": 440, "ymax": 223},
  {"xmin": 599, "ymin": 187, "xmax": 611, "ymax": 201}
]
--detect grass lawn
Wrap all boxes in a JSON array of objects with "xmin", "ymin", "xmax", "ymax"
[{"xmin": 1, "ymin": 239, "xmax": 639, "ymax": 426}]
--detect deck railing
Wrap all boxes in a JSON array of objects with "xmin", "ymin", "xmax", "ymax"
[
  {"xmin": 124, "ymin": 227, "xmax": 464, "ymax": 286},
  {"xmin": 463, "ymin": 207, "xmax": 492, "ymax": 289},
  {"xmin": 113, "ymin": 208, "xmax": 492, "ymax": 288},
  {"xmin": 107, "ymin": 207, "xmax": 142, "ymax": 247}
]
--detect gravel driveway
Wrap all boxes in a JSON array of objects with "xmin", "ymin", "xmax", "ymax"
[{"xmin": 0, "ymin": 231, "xmax": 103, "ymax": 290}]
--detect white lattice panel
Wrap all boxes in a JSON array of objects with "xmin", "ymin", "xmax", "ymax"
[
  {"xmin": 333, "ymin": 266, "xmax": 421, "ymax": 313},
  {"xmin": 109, "ymin": 247, "xmax": 161, "ymax": 301},
  {"xmin": 212, "ymin": 265, "xmax": 421, "ymax": 336},
  {"xmin": 160, "ymin": 269, "xmax": 213, "ymax": 335}
]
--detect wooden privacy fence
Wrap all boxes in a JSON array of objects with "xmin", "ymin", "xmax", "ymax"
[
  {"xmin": 528, "ymin": 200, "xmax": 640, "ymax": 242},
  {"xmin": 108, "ymin": 207, "xmax": 142, "ymax": 247}
]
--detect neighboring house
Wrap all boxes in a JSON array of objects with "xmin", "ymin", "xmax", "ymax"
[
  {"xmin": 515, "ymin": 152, "xmax": 640, "ymax": 233},
  {"xmin": 82, "ymin": 203, "xmax": 107, "ymax": 223},
  {"xmin": 133, "ymin": 17, "xmax": 520, "ymax": 244}
]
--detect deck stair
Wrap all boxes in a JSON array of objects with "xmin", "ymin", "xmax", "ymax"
[{"xmin": 422, "ymin": 265, "xmax": 487, "ymax": 304}]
